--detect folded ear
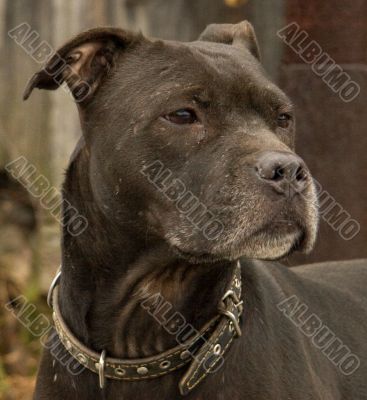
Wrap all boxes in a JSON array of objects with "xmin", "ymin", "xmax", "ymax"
[
  {"xmin": 23, "ymin": 27, "xmax": 143, "ymax": 103},
  {"xmin": 198, "ymin": 21, "xmax": 260, "ymax": 60}
]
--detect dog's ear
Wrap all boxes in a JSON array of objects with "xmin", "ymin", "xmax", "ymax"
[
  {"xmin": 198, "ymin": 21, "xmax": 260, "ymax": 60},
  {"xmin": 23, "ymin": 27, "xmax": 143, "ymax": 103}
]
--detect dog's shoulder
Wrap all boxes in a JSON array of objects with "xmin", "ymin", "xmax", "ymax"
[{"xmin": 293, "ymin": 259, "xmax": 367, "ymax": 291}]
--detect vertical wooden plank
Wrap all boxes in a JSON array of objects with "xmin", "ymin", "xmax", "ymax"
[{"xmin": 280, "ymin": 0, "xmax": 367, "ymax": 263}]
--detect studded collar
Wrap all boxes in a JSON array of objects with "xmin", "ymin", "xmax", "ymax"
[{"xmin": 48, "ymin": 261, "xmax": 243, "ymax": 396}]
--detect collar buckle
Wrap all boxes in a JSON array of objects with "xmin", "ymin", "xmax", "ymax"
[
  {"xmin": 96, "ymin": 350, "xmax": 106, "ymax": 389},
  {"xmin": 222, "ymin": 289, "xmax": 244, "ymax": 314},
  {"xmin": 219, "ymin": 288, "xmax": 243, "ymax": 337}
]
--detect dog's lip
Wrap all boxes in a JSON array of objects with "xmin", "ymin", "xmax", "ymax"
[
  {"xmin": 248, "ymin": 217, "xmax": 307, "ymax": 253},
  {"xmin": 271, "ymin": 221, "xmax": 308, "ymax": 254},
  {"xmin": 248, "ymin": 214, "xmax": 301, "ymax": 239},
  {"xmin": 267, "ymin": 219, "xmax": 302, "ymax": 236},
  {"xmin": 171, "ymin": 245, "xmax": 223, "ymax": 264},
  {"xmin": 261, "ymin": 217, "xmax": 304, "ymax": 238},
  {"xmin": 169, "ymin": 210, "xmax": 310, "ymax": 262}
]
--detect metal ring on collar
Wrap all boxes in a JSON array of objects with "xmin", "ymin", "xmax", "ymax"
[
  {"xmin": 219, "ymin": 309, "xmax": 242, "ymax": 337},
  {"xmin": 221, "ymin": 290, "xmax": 244, "ymax": 314},
  {"xmin": 47, "ymin": 268, "xmax": 62, "ymax": 307}
]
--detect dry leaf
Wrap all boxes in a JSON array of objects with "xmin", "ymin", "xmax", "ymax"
[{"xmin": 224, "ymin": 0, "xmax": 248, "ymax": 7}]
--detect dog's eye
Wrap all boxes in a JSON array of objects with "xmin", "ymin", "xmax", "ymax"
[
  {"xmin": 277, "ymin": 113, "xmax": 292, "ymax": 128},
  {"xmin": 164, "ymin": 109, "xmax": 198, "ymax": 125}
]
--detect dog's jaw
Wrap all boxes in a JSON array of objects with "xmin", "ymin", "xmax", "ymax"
[{"xmin": 169, "ymin": 226, "xmax": 305, "ymax": 263}]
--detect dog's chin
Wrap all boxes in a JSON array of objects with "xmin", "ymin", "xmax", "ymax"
[
  {"xmin": 231, "ymin": 228, "xmax": 305, "ymax": 261},
  {"xmin": 171, "ymin": 222, "xmax": 309, "ymax": 264}
]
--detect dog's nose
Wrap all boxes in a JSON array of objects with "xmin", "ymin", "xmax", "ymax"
[{"xmin": 255, "ymin": 151, "xmax": 309, "ymax": 196}]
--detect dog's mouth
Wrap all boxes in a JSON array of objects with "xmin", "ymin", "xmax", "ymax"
[
  {"xmin": 165, "ymin": 178, "xmax": 318, "ymax": 263},
  {"xmin": 171, "ymin": 246, "xmax": 225, "ymax": 264},
  {"xmin": 262, "ymin": 219, "xmax": 301, "ymax": 235},
  {"xmin": 233, "ymin": 212, "xmax": 313, "ymax": 260},
  {"xmin": 171, "ymin": 218, "xmax": 308, "ymax": 263},
  {"xmin": 251, "ymin": 219, "xmax": 308, "ymax": 258}
]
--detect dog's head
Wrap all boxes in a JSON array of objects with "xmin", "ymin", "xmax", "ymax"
[{"xmin": 24, "ymin": 22, "xmax": 318, "ymax": 262}]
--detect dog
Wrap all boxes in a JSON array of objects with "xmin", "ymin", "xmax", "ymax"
[{"xmin": 24, "ymin": 21, "xmax": 367, "ymax": 399}]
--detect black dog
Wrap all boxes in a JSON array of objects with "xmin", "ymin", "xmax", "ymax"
[{"xmin": 24, "ymin": 21, "xmax": 367, "ymax": 399}]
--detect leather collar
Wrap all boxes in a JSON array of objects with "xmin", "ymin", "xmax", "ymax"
[{"xmin": 48, "ymin": 261, "xmax": 243, "ymax": 396}]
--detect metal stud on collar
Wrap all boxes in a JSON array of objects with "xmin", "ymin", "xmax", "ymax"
[
  {"xmin": 160, "ymin": 360, "xmax": 171, "ymax": 369},
  {"xmin": 213, "ymin": 343, "xmax": 222, "ymax": 355}
]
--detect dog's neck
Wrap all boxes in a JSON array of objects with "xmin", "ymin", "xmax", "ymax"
[{"xmin": 59, "ymin": 146, "xmax": 236, "ymax": 358}]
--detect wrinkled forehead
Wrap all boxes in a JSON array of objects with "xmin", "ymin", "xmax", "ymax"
[
  {"xmin": 127, "ymin": 39, "xmax": 290, "ymax": 107},
  {"xmin": 188, "ymin": 39, "xmax": 261, "ymax": 74}
]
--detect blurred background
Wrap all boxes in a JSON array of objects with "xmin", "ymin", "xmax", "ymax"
[{"xmin": 0, "ymin": 0, "xmax": 366, "ymax": 398}]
